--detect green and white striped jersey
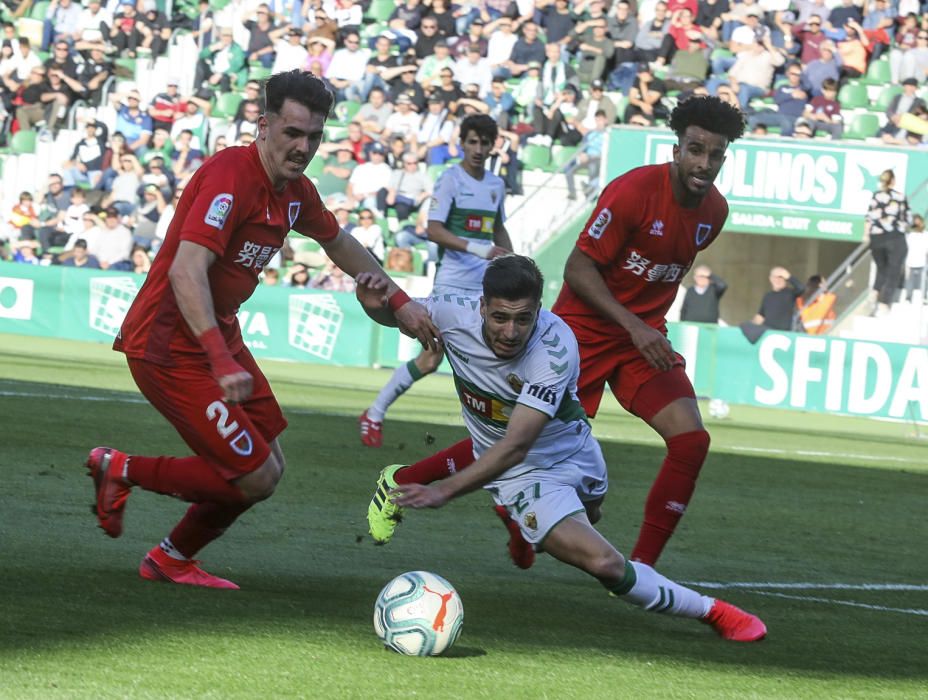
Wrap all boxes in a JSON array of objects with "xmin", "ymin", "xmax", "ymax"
[
  {"xmin": 426, "ymin": 293, "xmax": 590, "ymax": 479},
  {"xmin": 428, "ymin": 165, "xmax": 507, "ymax": 292}
]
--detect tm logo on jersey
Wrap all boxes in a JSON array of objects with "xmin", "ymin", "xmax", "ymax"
[
  {"xmin": 465, "ymin": 215, "xmax": 494, "ymax": 234},
  {"xmin": 205, "ymin": 193, "xmax": 233, "ymax": 230}
]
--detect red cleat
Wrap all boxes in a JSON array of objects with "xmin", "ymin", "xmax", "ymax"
[
  {"xmin": 704, "ymin": 599, "xmax": 767, "ymax": 642},
  {"xmin": 86, "ymin": 446, "xmax": 131, "ymax": 538},
  {"xmin": 139, "ymin": 546, "xmax": 240, "ymax": 590},
  {"xmin": 494, "ymin": 505, "xmax": 535, "ymax": 570},
  {"xmin": 359, "ymin": 410, "xmax": 383, "ymax": 447}
]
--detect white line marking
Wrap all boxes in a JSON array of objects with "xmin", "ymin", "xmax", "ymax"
[
  {"xmin": 728, "ymin": 445, "xmax": 920, "ymax": 464},
  {"xmin": 685, "ymin": 582, "xmax": 928, "ymax": 591},
  {"xmin": 747, "ymin": 591, "xmax": 928, "ymax": 617}
]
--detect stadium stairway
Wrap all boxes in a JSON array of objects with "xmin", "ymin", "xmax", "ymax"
[{"xmin": 839, "ymin": 299, "xmax": 928, "ymax": 345}]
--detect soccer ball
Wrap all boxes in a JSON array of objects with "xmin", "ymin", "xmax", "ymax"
[
  {"xmin": 708, "ymin": 398, "xmax": 730, "ymax": 419},
  {"xmin": 373, "ymin": 571, "xmax": 464, "ymax": 656}
]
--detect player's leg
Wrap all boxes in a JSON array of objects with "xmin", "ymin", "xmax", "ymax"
[
  {"xmin": 360, "ymin": 346, "xmax": 445, "ymax": 447},
  {"xmin": 614, "ymin": 362, "xmax": 709, "ymax": 566},
  {"xmin": 541, "ymin": 515, "xmax": 765, "ymax": 642}
]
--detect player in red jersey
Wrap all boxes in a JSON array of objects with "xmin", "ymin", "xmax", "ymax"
[
  {"xmin": 84, "ymin": 69, "xmax": 439, "ymax": 589},
  {"xmin": 366, "ymin": 96, "xmax": 745, "ymax": 569}
]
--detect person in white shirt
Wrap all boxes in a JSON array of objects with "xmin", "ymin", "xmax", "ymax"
[
  {"xmin": 351, "ymin": 208, "xmax": 386, "ymax": 263},
  {"xmin": 270, "ymin": 26, "xmax": 309, "ymax": 74},
  {"xmin": 383, "ymin": 94, "xmax": 421, "ymax": 139},
  {"xmin": 453, "ymin": 45, "xmax": 494, "ymax": 97},
  {"xmin": 325, "ymin": 30, "xmax": 370, "ymax": 100},
  {"xmin": 485, "ymin": 16, "xmax": 518, "ymax": 78},
  {"xmin": 347, "ymin": 143, "xmax": 394, "ymax": 213},
  {"xmin": 93, "ymin": 206, "xmax": 133, "ymax": 269},
  {"xmin": 415, "ymin": 96, "xmax": 455, "ymax": 163},
  {"xmin": 77, "ymin": 0, "xmax": 113, "ymax": 43}
]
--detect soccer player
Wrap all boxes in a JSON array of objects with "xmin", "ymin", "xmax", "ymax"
[
  {"xmin": 366, "ymin": 96, "xmax": 745, "ymax": 568},
  {"xmin": 84, "ymin": 70, "xmax": 438, "ymax": 590},
  {"xmin": 356, "ymin": 255, "xmax": 766, "ymax": 642},
  {"xmin": 358, "ymin": 114, "xmax": 512, "ymax": 448}
]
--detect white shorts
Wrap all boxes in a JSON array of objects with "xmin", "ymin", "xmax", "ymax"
[{"xmin": 485, "ymin": 433, "xmax": 609, "ymax": 547}]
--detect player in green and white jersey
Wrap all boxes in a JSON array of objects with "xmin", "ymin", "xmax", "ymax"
[
  {"xmin": 359, "ymin": 114, "xmax": 512, "ymax": 448},
  {"xmin": 354, "ymin": 255, "xmax": 767, "ymax": 642}
]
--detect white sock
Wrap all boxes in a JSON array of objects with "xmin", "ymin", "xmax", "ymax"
[
  {"xmin": 159, "ymin": 537, "xmax": 187, "ymax": 561},
  {"xmin": 367, "ymin": 361, "xmax": 418, "ymax": 422},
  {"xmin": 611, "ymin": 561, "xmax": 713, "ymax": 619}
]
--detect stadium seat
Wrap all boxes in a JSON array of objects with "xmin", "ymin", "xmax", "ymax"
[
  {"xmin": 837, "ymin": 82, "xmax": 869, "ymax": 110},
  {"xmin": 843, "ymin": 113, "xmax": 880, "ymax": 140},
  {"xmin": 427, "ymin": 163, "xmax": 448, "ymax": 181},
  {"xmin": 30, "ymin": 1, "xmax": 49, "ymax": 19},
  {"xmin": 521, "ymin": 144, "xmax": 551, "ymax": 171},
  {"xmin": 552, "ymin": 145, "xmax": 578, "ymax": 170},
  {"xmin": 875, "ymin": 84, "xmax": 903, "ymax": 111},
  {"xmin": 864, "ymin": 58, "xmax": 891, "ymax": 85},
  {"xmin": 315, "ymin": 172, "xmax": 347, "ymax": 197},
  {"xmin": 212, "ymin": 92, "xmax": 243, "ymax": 119},
  {"xmin": 366, "ymin": 0, "xmax": 394, "ymax": 23},
  {"xmin": 334, "ymin": 100, "xmax": 361, "ymax": 124},
  {"xmin": 248, "ymin": 65, "xmax": 272, "ymax": 82},
  {"xmin": 11, "ymin": 129, "xmax": 37, "ymax": 154},
  {"xmin": 325, "ymin": 125, "xmax": 348, "ymax": 141},
  {"xmin": 304, "ymin": 157, "xmax": 326, "ymax": 178}
]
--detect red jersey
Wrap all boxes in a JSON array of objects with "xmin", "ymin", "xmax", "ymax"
[
  {"xmin": 115, "ymin": 143, "xmax": 339, "ymax": 365},
  {"xmin": 552, "ymin": 163, "xmax": 728, "ymax": 340}
]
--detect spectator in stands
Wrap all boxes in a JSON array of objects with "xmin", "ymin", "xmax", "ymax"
[
  {"xmin": 195, "ymin": 28, "xmax": 246, "ymax": 91},
  {"xmin": 899, "ymin": 28, "xmax": 928, "ymax": 84},
  {"xmin": 43, "ymin": 0, "xmax": 83, "ymax": 51},
  {"xmin": 319, "ymin": 142, "xmax": 358, "ymax": 183},
  {"xmin": 98, "ymin": 131, "xmax": 128, "ymax": 189},
  {"xmin": 13, "ymin": 67, "xmax": 50, "ymax": 133},
  {"xmin": 681, "ymin": 265, "xmax": 727, "ymax": 323},
  {"xmin": 76, "ymin": 0, "xmax": 112, "ymax": 45},
  {"xmin": 624, "ymin": 62, "xmax": 667, "ymax": 126},
  {"xmin": 61, "ymin": 238, "xmax": 100, "ymax": 269},
  {"xmin": 244, "ymin": 3, "xmax": 278, "ymax": 68},
  {"xmin": 305, "ymin": 7, "xmax": 340, "ymax": 44},
  {"xmin": 141, "ymin": 154, "xmax": 175, "ymax": 198},
  {"xmin": 131, "ymin": 245, "xmax": 152, "ymax": 274},
  {"xmin": 350, "ymin": 208, "xmax": 386, "ymax": 264},
  {"xmin": 378, "ymin": 152, "xmax": 432, "ymax": 220},
  {"xmin": 237, "ymin": 80, "xmax": 266, "ymax": 117},
  {"xmin": 416, "ymin": 15, "xmax": 445, "ymax": 61},
  {"xmin": 483, "ymin": 76, "xmax": 516, "ymax": 128},
  {"xmin": 417, "ymin": 39, "xmax": 455, "ymax": 88},
  {"xmin": 310, "ymin": 258, "xmax": 356, "ymax": 291},
  {"xmin": 827, "ymin": 0, "xmax": 862, "ymax": 33},
  {"xmin": 147, "ymin": 127, "xmax": 173, "ymax": 161},
  {"xmin": 795, "ymin": 274, "xmax": 836, "ymax": 334},
  {"xmin": 695, "ymin": 0, "xmax": 728, "ymax": 42},
  {"xmin": 718, "ymin": 31, "xmax": 784, "ymax": 109},
  {"xmin": 415, "ymin": 94, "xmax": 456, "ymax": 163},
  {"xmin": 719, "ymin": 0, "xmax": 766, "ymax": 43},
  {"xmin": 539, "ymin": 41, "xmax": 578, "ymax": 108},
  {"xmin": 304, "ymin": 35, "xmax": 335, "ymax": 75},
  {"xmin": 73, "ymin": 45, "xmax": 112, "ymax": 104},
  {"xmin": 36, "ymin": 173, "xmax": 71, "ymax": 248},
  {"xmin": 452, "ymin": 45, "xmax": 493, "ymax": 99},
  {"xmin": 879, "ymin": 77, "xmax": 925, "ymax": 142},
  {"xmin": 804, "ymin": 77, "xmax": 843, "ymax": 139},
  {"xmin": 795, "ymin": 14, "xmax": 827, "ymax": 65},
  {"xmin": 801, "ymin": 39, "xmax": 839, "ymax": 97},
  {"xmin": 113, "ymin": 88, "xmax": 153, "ymax": 154},
  {"xmin": 385, "ymin": 245, "xmax": 415, "ymax": 273},
  {"xmin": 109, "ymin": 1, "xmax": 153, "ymax": 59},
  {"xmin": 663, "ymin": 33, "xmax": 713, "ymax": 92},
  {"xmin": 170, "ymin": 129, "xmax": 205, "ymax": 180},
  {"xmin": 866, "ymin": 169, "xmax": 911, "ymax": 317},
  {"xmin": 355, "ymin": 35, "xmax": 401, "ymax": 102},
  {"xmin": 45, "ymin": 41, "xmax": 79, "ymax": 80},
  {"xmin": 576, "ymin": 18, "xmax": 614, "ymax": 83},
  {"xmin": 330, "ymin": 0, "xmax": 363, "ymax": 31},
  {"xmin": 860, "ymin": 0, "xmax": 894, "ymax": 62},
  {"xmin": 131, "ymin": 185, "xmax": 164, "ymax": 250},
  {"xmin": 12, "ymin": 239, "xmax": 41, "ymax": 264},
  {"xmin": 347, "ymin": 142, "xmax": 393, "ymax": 212},
  {"xmin": 101, "ymin": 153, "xmax": 143, "ymax": 217},
  {"xmin": 486, "ymin": 16, "xmax": 519, "ymax": 77},
  {"xmin": 269, "ymin": 25, "xmax": 309, "ymax": 74},
  {"xmin": 564, "ymin": 108, "xmax": 607, "ymax": 201},
  {"xmin": 357, "ymin": 87, "xmax": 393, "ymax": 139},
  {"xmin": 8, "ymin": 191, "xmax": 39, "ymax": 243},
  {"xmin": 139, "ymin": 0, "xmax": 171, "ymax": 58},
  {"xmin": 188, "ymin": 0, "xmax": 213, "ymax": 50},
  {"xmin": 384, "ymin": 134, "xmax": 408, "ymax": 170},
  {"xmin": 286, "ymin": 262, "xmax": 312, "ymax": 288},
  {"xmin": 634, "ymin": 1, "xmax": 670, "ymax": 65},
  {"xmin": 2, "ymin": 38, "xmax": 41, "ymax": 90},
  {"xmin": 228, "ymin": 100, "xmax": 261, "ymax": 144},
  {"xmin": 92, "ymin": 206, "xmax": 133, "ymax": 270},
  {"xmin": 747, "ymin": 61, "xmax": 808, "ymax": 136},
  {"xmin": 904, "ymin": 214, "xmax": 927, "ymax": 303},
  {"xmin": 261, "ymin": 267, "xmax": 280, "ymax": 286},
  {"xmin": 326, "ymin": 30, "xmax": 370, "ymax": 101},
  {"xmin": 61, "ymin": 187, "xmax": 89, "ymax": 241},
  {"xmin": 426, "ymin": 0, "xmax": 456, "ymax": 38},
  {"xmin": 656, "ymin": 7, "xmax": 706, "ymax": 70},
  {"xmin": 576, "ymin": 78, "xmax": 616, "ymax": 128},
  {"xmin": 451, "ymin": 17, "xmax": 488, "ymax": 58},
  {"xmin": 608, "ymin": 1, "xmax": 638, "ymax": 67},
  {"xmin": 148, "ymin": 78, "xmax": 185, "ymax": 133},
  {"xmin": 384, "ymin": 93, "xmax": 421, "ymax": 139},
  {"xmin": 752, "ymin": 266, "xmax": 803, "ymax": 330},
  {"xmin": 535, "ymin": 83, "xmax": 582, "ymax": 145},
  {"xmin": 170, "ymin": 95, "xmax": 211, "ymax": 151},
  {"xmin": 539, "ymin": 0, "xmax": 575, "ymax": 46},
  {"xmin": 836, "ymin": 19, "xmax": 870, "ymax": 81},
  {"xmin": 512, "ymin": 60, "xmax": 540, "ymax": 119},
  {"xmin": 890, "ymin": 13, "xmax": 921, "ymax": 83},
  {"xmin": 499, "ymin": 20, "xmax": 545, "ymax": 79}
]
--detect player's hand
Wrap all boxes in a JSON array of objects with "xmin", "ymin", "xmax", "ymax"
[
  {"xmin": 488, "ymin": 245, "xmax": 511, "ymax": 259},
  {"xmin": 390, "ymin": 483, "xmax": 449, "ymax": 509},
  {"xmin": 629, "ymin": 322, "xmax": 675, "ymax": 371},
  {"xmin": 355, "ymin": 270, "xmax": 391, "ymax": 309},
  {"xmin": 395, "ymin": 299, "xmax": 442, "ymax": 352},
  {"xmin": 217, "ymin": 367, "xmax": 253, "ymax": 404}
]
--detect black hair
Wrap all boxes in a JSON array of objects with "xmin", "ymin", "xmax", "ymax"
[
  {"xmin": 801, "ymin": 274, "xmax": 823, "ymax": 303},
  {"xmin": 483, "ymin": 255, "xmax": 544, "ymax": 305},
  {"xmin": 669, "ymin": 95, "xmax": 745, "ymax": 144},
  {"xmin": 264, "ymin": 69, "xmax": 333, "ymax": 117},
  {"xmin": 460, "ymin": 113, "xmax": 498, "ymax": 143}
]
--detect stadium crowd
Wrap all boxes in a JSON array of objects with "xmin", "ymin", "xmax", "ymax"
[{"xmin": 0, "ymin": 0, "xmax": 926, "ymax": 292}]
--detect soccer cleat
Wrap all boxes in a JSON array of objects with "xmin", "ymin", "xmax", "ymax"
[
  {"xmin": 85, "ymin": 446, "xmax": 131, "ymax": 538},
  {"xmin": 368, "ymin": 464, "xmax": 406, "ymax": 544},
  {"xmin": 493, "ymin": 505, "xmax": 535, "ymax": 569},
  {"xmin": 139, "ymin": 546, "xmax": 240, "ymax": 590},
  {"xmin": 359, "ymin": 410, "xmax": 383, "ymax": 447},
  {"xmin": 704, "ymin": 599, "xmax": 767, "ymax": 642}
]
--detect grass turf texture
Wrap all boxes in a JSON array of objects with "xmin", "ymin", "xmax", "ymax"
[{"xmin": 0, "ymin": 334, "xmax": 926, "ymax": 699}]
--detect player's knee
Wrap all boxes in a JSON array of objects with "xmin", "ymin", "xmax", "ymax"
[
  {"xmin": 667, "ymin": 429, "xmax": 711, "ymax": 463},
  {"xmin": 585, "ymin": 547, "xmax": 624, "ymax": 582},
  {"xmin": 237, "ymin": 454, "xmax": 284, "ymax": 502}
]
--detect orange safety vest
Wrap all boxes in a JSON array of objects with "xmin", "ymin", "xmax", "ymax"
[{"xmin": 797, "ymin": 292, "xmax": 837, "ymax": 335}]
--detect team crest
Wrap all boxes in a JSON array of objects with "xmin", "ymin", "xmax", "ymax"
[
  {"xmin": 524, "ymin": 512, "xmax": 538, "ymax": 530},
  {"xmin": 649, "ymin": 219, "xmax": 664, "ymax": 236},
  {"xmin": 695, "ymin": 223, "xmax": 713, "ymax": 246},
  {"xmin": 506, "ymin": 372, "xmax": 524, "ymax": 393},
  {"xmin": 288, "ymin": 201, "xmax": 301, "ymax": 228}
]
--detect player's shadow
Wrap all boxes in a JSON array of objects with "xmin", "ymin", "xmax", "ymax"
[{"xmin": 437, "ymin": 646, "xmax": 486, "ymax": 659}]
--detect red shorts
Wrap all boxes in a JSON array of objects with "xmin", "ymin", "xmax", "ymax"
[
  {"xmin": 576, "ymin": 334, "xmax": 691, "ymax": 419},
  {"xmin": 127, "ymin": 349, "xmax": 287, "ymax": 480}
]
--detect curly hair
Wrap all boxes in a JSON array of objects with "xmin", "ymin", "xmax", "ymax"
[{"xmin": 669, "ymin": 95, "xmax": 745, "ymax": 143}]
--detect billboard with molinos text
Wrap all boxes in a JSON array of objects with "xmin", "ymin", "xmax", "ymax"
[{"xmin": 606, "ymin": 128, "xmax": 928, "ymax": 242}]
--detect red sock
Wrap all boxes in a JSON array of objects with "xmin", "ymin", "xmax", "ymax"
[
  {"xmin": 169, "ymin": 501, "xmax": 252, "ymax": 558},
  {"xmin": 631, "ymin": 430, "xmax": 710, "ymax": 566},
  {"xmin": 127, "ymin": 455, "xmax": 245, "ymax": 504},
  {"xmin": 394, "ymin": 438, "xmax": 475, "ymax": 484}
]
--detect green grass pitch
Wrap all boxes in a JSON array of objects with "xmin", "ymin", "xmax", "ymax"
[{"xmin": 0, "ymin": 334, "xmax": 926, "ymax": 699}]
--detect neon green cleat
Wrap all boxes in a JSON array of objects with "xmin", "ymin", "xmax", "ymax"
[{"xmin": 368, "ymin": 464, "xmax": 406, "ymax": 544}]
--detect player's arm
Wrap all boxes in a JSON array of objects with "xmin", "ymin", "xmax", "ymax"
[
  {"xmin": 168, "ymin": 240, "xmax": 253, "ymax": 402},
  {"xmin": 392, "ymin": 404, "xmax": 549, "ymax": 509},
  {"xmin": 563, "ymin": 246, "xmax": 675, "ymax": 371},
  {"xmin": 324, "ymin": 231, "xmax": 441, "ymax": 351},
  {"xmin": 492, "ymin": 205, "xmax": 513, "ymax": 253}
]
